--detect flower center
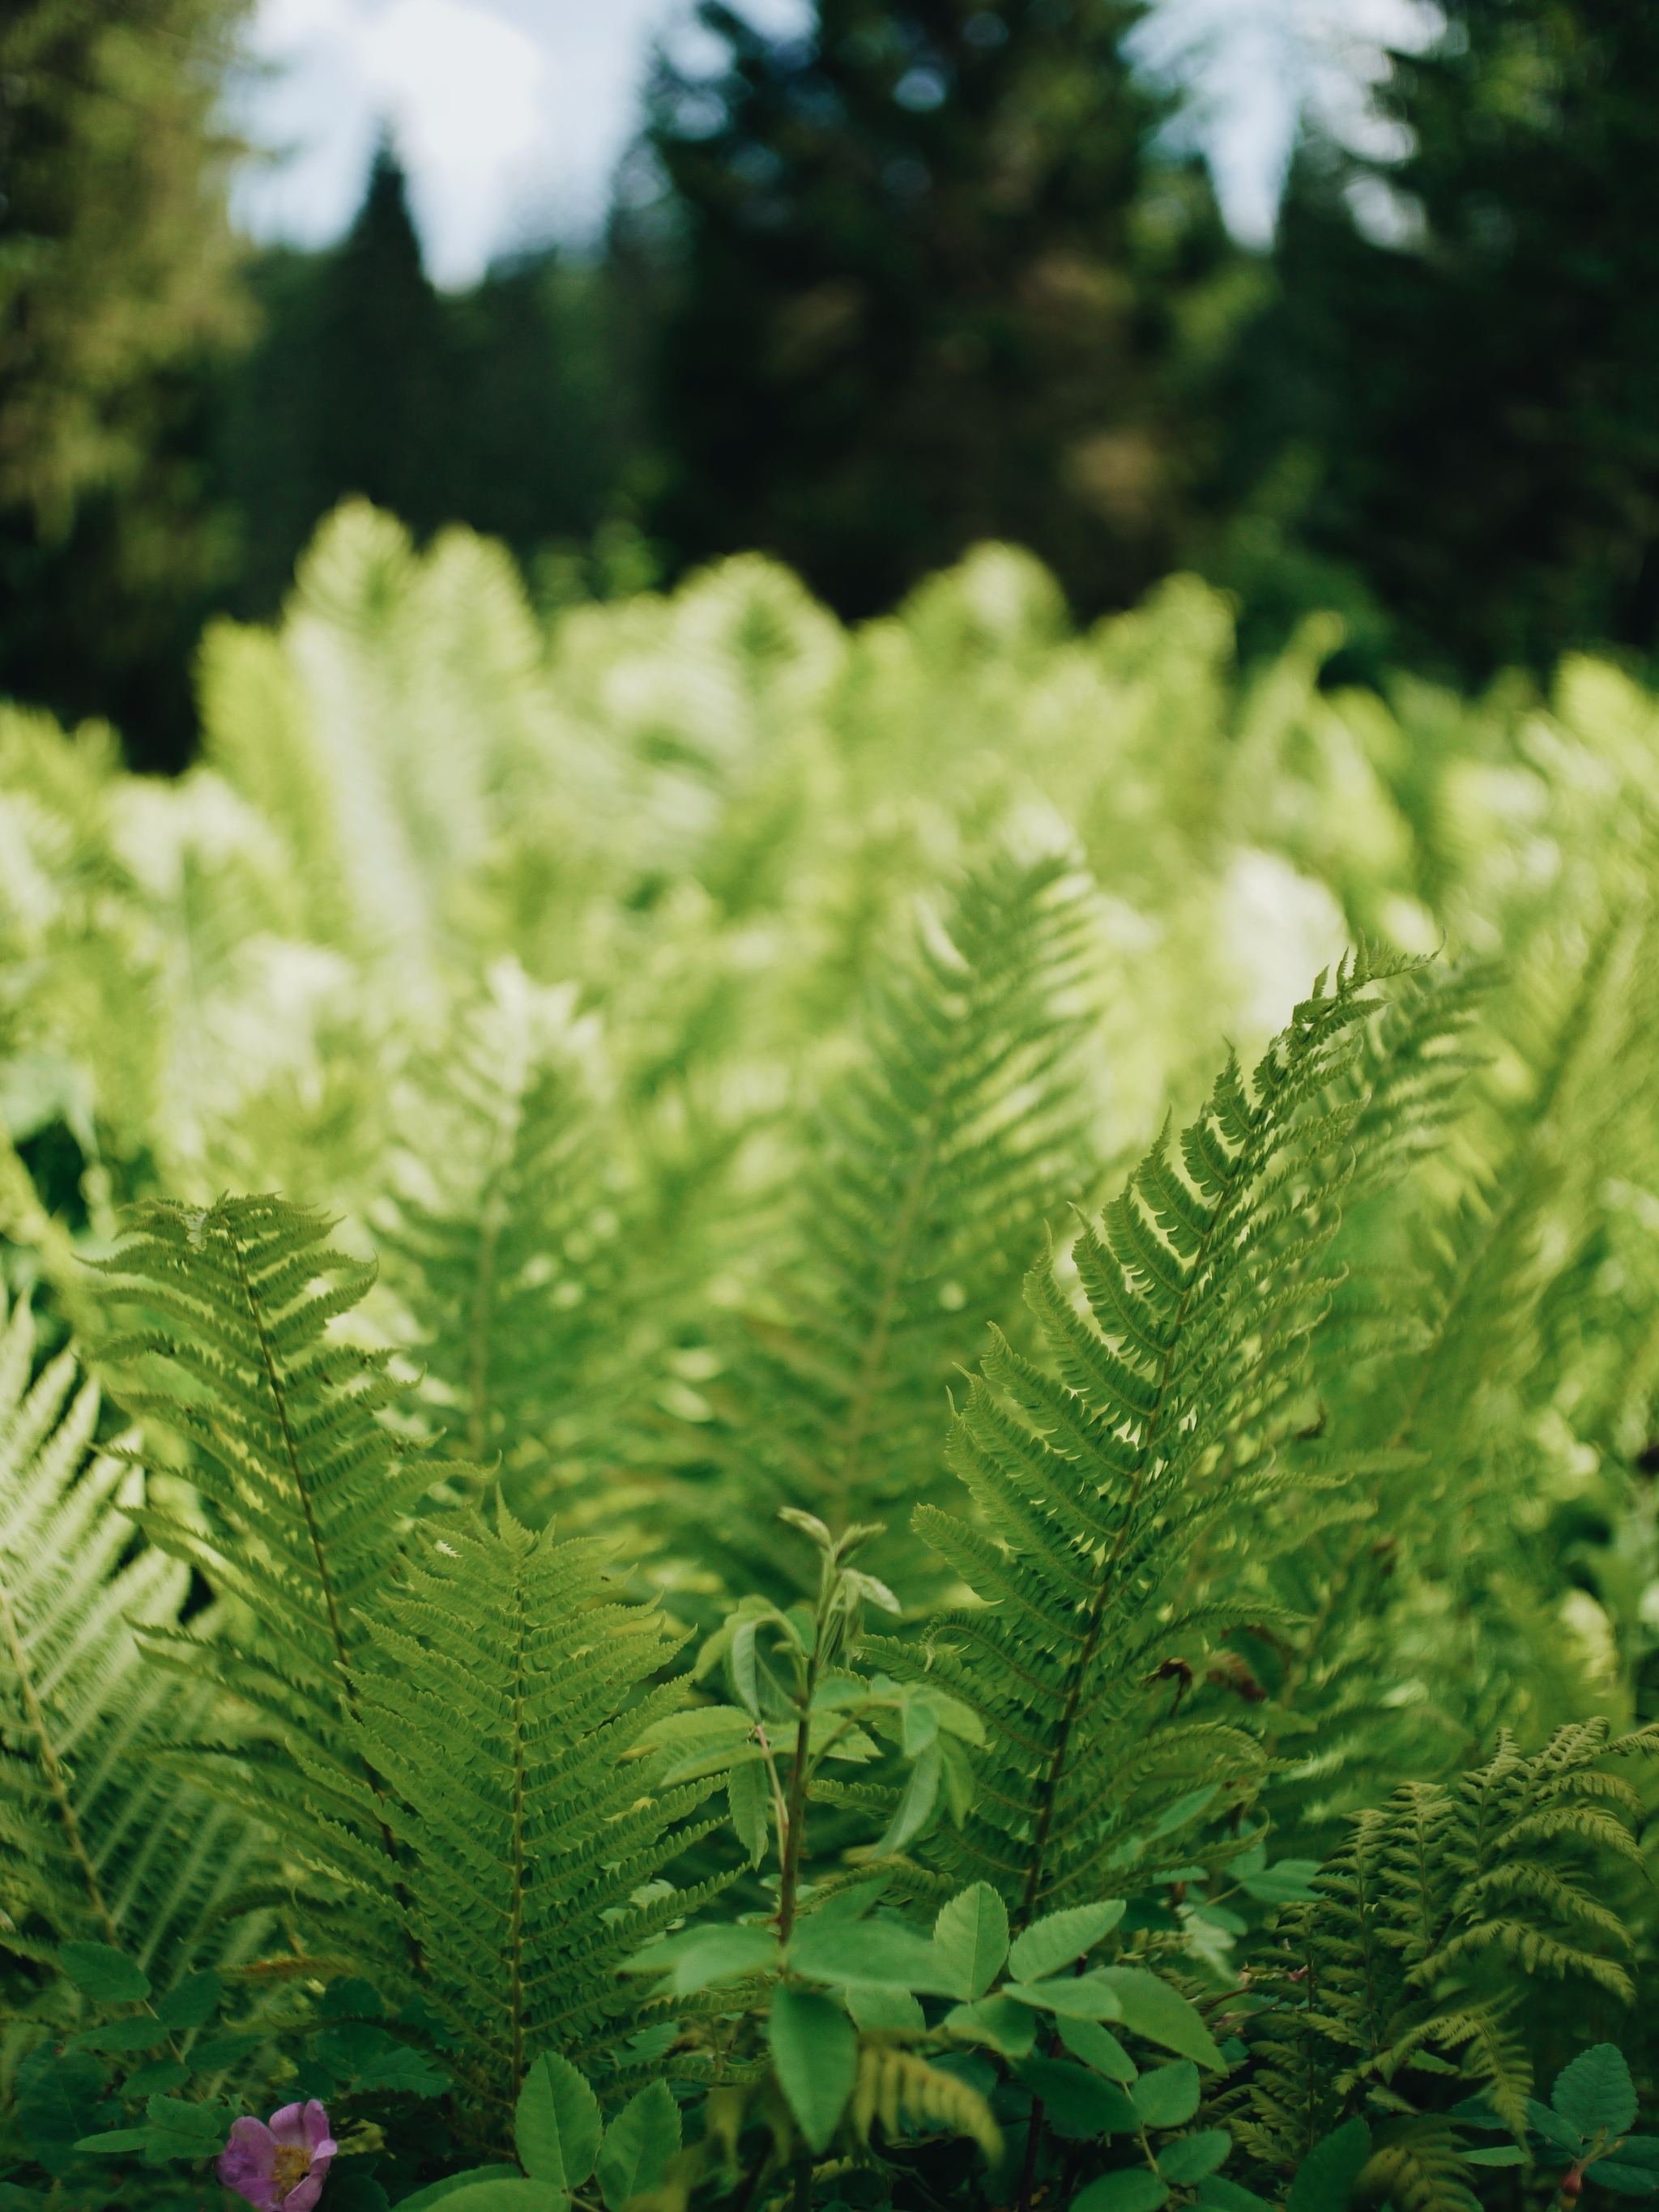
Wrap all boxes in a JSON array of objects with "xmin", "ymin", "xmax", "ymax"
[{"xmin": 271, "ymin": 2145, "xmax": 313, "ymax": 2201}]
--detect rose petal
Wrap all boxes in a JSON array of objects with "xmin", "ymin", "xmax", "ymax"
[
  {"xmin": 301, "ymin": 2099, "xmax": 338, "ymax": 2157},
  {"xmin": 284, "ymin": 2176, "xmax": 326, "ymax": 2212},
  {"xmin": 267, "ymin": 2103, "xmax": 308, "ymax": 2148}
]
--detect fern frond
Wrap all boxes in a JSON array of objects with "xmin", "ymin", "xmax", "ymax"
[
  {"xmin": 0, "ymin": 1292, "xmax": 264, "ymax": 1978},
  {"xmin": 287, "ymin": 1504, "xmax": 723, "ymax": 2109},
  {"xmin": 682, "ymin": 849, "xmax": 1100, "ymax": 1600},
  {"xmin": 872, "ymin": 949, "xmax": 1411, "ymax": 1918},
  {"xmin": 92, "ymin": 1196, "xmax": 462, "ymax": 1907}
]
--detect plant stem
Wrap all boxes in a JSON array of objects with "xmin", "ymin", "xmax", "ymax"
[{"xmin": 1014, "ymin": 2099, "xmax": 1045, "ymax": 2212}]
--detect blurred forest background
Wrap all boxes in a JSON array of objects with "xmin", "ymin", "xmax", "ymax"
[{"xmin": 0, "ymin": 0, "xmax": 1650, "ymax": 774}]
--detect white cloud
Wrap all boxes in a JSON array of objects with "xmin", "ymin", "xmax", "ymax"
[{"xmin": 232, "ymin": 0, "xmax": 810, "ymax": 285}]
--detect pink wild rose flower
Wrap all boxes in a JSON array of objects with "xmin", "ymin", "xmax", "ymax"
[{"xmin": 218, "ymin": 2099, "xmax": 339, "ymax": 2211}]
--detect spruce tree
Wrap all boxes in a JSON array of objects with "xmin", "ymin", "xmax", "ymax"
[
  {"xmin": 637, "ymin": 0, "xmax": 1236, "ymax": 620},
  {"xmin": 1217, "ymin": 0, "xmax": 1659, "ymax": 684}
]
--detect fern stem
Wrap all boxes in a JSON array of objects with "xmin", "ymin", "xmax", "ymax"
[
  {"xmin": 467, "ymin": 1189, "xmax": 506, "ymax": 1465},
  {"xmin": 776, "ymin": 1711, "xmax": 814, "ymax": 1943},
  {"xmin": 0, "ymin": 1575, "xmax": 122, "ymax": 1946}
]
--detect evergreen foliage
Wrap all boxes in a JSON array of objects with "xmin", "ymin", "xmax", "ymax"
[
  {"xmin": 1215, "ymin": 0, "xmax": 1659, "ymax": 684},
  {"xmin": 638, "ymin": 0, "xmax": 1244, "ymax": 619}
]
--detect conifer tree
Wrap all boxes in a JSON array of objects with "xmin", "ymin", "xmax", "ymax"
[
  {"xmin": 1218, "ymin": 0, "xmax": 1659, "ymax": 683},
  {"xmin": 638, "ymin": 0, "xmax": 1237, "ymax": 620}
]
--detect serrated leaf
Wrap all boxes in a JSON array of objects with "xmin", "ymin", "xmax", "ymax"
[
  {"xmin": 1002, "ymin": 1973, "xmax": 1125, "ymax": 2019},
  {"xmin": 1058, "ymin": 2018, "xmax": 1137, "ymax": 2082},
  {"xmin": 58, "ymin": 1943, "xmax": 151, "ymax": 2005},
  {"xmin": 1286, "ymin": 2118, "xmax": 1372, "ymax": 2212},
  {"xmin": 426, "ymin": 2188, "xmax": 568, "ymax": 2212},
  {"xmin": 155, "ymin": 1974, "xmax": 222, "ymax": 2032},
  {"xmin": 1159, "ymin": 2131, "xmax": 1232, "ymax": 2183},
  {"xmin": 789, "ymin": 1916, "xmax": 959, "ymax": 1994},
  {"xmin": 1529, "ymin": 2100, "xmax": 1587, "ymax": 2156},
  {"xmin": 1555, "ymin": 2048, "xmax": 1637, "ymax": 2142},
  {"xmin": 66, "ymin": 2021, "xmax": 169, "ymax": 2055},
  {"xmin": 73, "ymin": 2129, "xmax": 153, "ymax": 2155},
  {"xmin": 623, "ymin": 1926, "xmax": 781, "ymax": 1997},
  {"xmin": 1017, "ymin": 2056, "xmax": 1138, "ymax": 2138},
  {"xmin": 596, "ymin": 2082, "xmax": 681, "ymax": 2211},
  {"xmin": 1238, "ymin": 1861, "xmax": 1322, "ymax": 1905},
  {"xmin": 1463, "ymin": 2150, "xmax": 1526, "ymax": 2169},
  {"xmin": 876, "ymin": 1737, "xmax": 941, "ymax": 1854},
  {"xmin": 933, "ymin": 1885, "xmax": 1009, "ymax": 1999},
  {"xmin": 1197, "ymin": 2177, "xmax": 1274, "ymax": 2212},
  {"xmin": 390, "ymin": 2166, "xmax": 522, "ymax": 2212},
  {"xmin": 1008, "ymin": 1901, "xmax": 1125, "ymax": 1984},
  {"xmin": 1133, "ymin": 2064, "xmax": 1200, "ymax": 2129},
  {"xmin": 846, "ymin": 1985, "xmax": 927, "ymax": 2031},
  {"xmin": 768, "ymin": 1987, "xmax": 857, "ymax": 2154},
  {"xmin": 1073, "ymin": 2168, "xmax": 1171, "ymax": 2212},
  {"xmin": 122, "ymin": 2063, "xmax": 190, "ymax": 2099},
  {"xmin": 727, "ymin": 1757, "xmax": 770, "ymax": 1867},
  {"xmin": 943, "ymin": 1997, "xmax": 1039, "ymax": 2057},
  {"xmin": 1589, "ymin": 2167, "xmax": 1659, "ymax": 2197},
  {"xmin": 516, "ymin": 2053, "xmax": 603, "ymax": 2189},
  {"xmin": 1096, "ymin": 1968, "xmax": 1223, "ymax": 2068}
]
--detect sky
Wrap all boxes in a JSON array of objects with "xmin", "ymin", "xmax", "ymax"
[{"xmin": 232, "ymin": 0, "xmax": 1443, "ymax": 290}]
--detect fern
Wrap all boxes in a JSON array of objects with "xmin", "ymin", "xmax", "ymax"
[
  {"xmin": 858, "ymin": 951, "xmax": 1412, "ymax": 1920},
  {"xmin": 1230, "ymin": 1719, "xmax": 1657, "ymax": 2180},
  {"xmin": 92, "ymin": 1197, "xmax": 452, "ymax": 1856},
  {"xmin": 680, "ymin": 850, "xmax": 1098, "ymax": 1601},
  {"xmin": 0, "ymin": 1291, "xmax": 262, "ymax": 1979},
  {"xmin": 284, "ymin": 1506, "xmax": 726, "ymax": 2111}
]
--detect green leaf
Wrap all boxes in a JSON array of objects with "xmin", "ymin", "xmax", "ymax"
[
  {"xmin": 1589, "ymin": 2167, "xmax": 1659, "ymax": 2197},
  {"xmin": 1072, "ymin": 2168, "xmax": 1171, "ymax": 2212},
  {"xmin": 58, "ymin": 1942, "xmax": 151, "ymax": 2005},
  {"xmin": 355, "ymin": 2048, "xmax": 451, "ymax": 2097},
  {"xmin": 1017, "ymin": 2057, "xmax": 1138, "ymax": 2138},
  {"xmin": 322, "ymin": 1979, "xmax": 388, "ymax": 2021},
  {"xmin": 596, "ymin": 2082, "xmax": 681, "ymax": 2211},
  {"xmin": 1529, "ymin": 2101, "xmax": 1587, "ymax": 2156},
  {"xmin": 1133, "ymin": 2064, "xmax": 1200, "ymax": 2129},
  {"xmin": 1008, "ymin": 1902, "xmax": 1126, "ymax": 1984},
  {"xmin": 392, "ymin": 2167, "xmax": 522, "ymax": 2212},
  {"xmin": 768, "ymin": 1987, "xmax": 858, "ymax": 2154},
  {"xmin": 1002, "ymin": 1974, "xmax": 1125, "ymax": 2019},
  {"xmin": 1286, "ymin": 2118, "xmax": 1372, "ymax": 2212},
  {"xmin": 1096, "ymin": 1968, "xmax": 1224, "ymax": 2068},
  {"xmin": 789, "ymin": 1915, "xmax": 960, "ymax": 1994},
  {"xmin": 66, "ymin": 2020, "xmax": 170, "ymax": 2054},
  {"xmin": 1463, "ymin": 2150, "xmax": 1526, "ymax": 2169},
  {"xmin": 846, "ymin": 1985, "xmax": 927, "ymax": 2031},
  {"xmin": 1556, "ymin": 2048, "xmax": 1638, "ymax": 2142},
  {"xmin": 122, "ymin": 2063, "xmax": 190, "ymax": 2099},
  {"xmin": 189, "ymin": 2034, "xmax": 258, "ymax": 2073},
  {"xmin": 1606, "ymin": 2142, "xmax": 1659, "ymax": 2172},
  {"xmin": 943, "ymin": 1997, "xmax": 1040, "ymax": 2058},
  {"xmin": 1058, "ymin": 2018, "xmax": 1138, "ymax": 2083},
  {"xmin": 1158, "ymin": 2131, "xmax": 1231, "ymax": 2183},
  {"xmin": 73, "ymin": 2129, "xmax": 153, "ymax": 2155},
  {"xmin": 1197, "ymin": 2177, "xmax": 1275, "ymax": 2212},
  {"xmin": 1237, "ymin": 1861, "xmax": 1322, "ymax": 1905},
  {"xmin": 625, "ymin": 1926, "xmax": 782, "ymax": 1997},
  {"xmin": 728, "ymin": 1757, "xmax": 770, "ymax": 1868},
  {"xmin": 145, "ymin": 2096, "xmax": 230, "ymax": 2142},
  {"xmin": 424, "ymin": 2188, "xmax": 569, "ymax": 2212},
  {"xmin": 155, "ymin": 1974, "xmax": 223, "ymax": 2031},
  {"xmin": 516, "ymin": 2053, "xmax": 603, "ymax": 2190},
  {"xmin": 933, "ymin": 1885, "xmax": 1010, "ymax": 2000},
  {"xmin": 876, "ymin": 1737, "xmax": 942, "ymax": 1854}
]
